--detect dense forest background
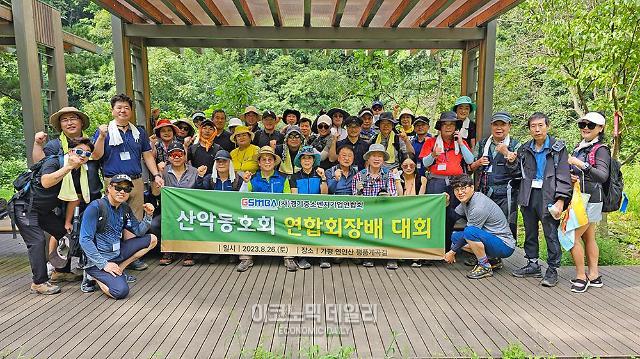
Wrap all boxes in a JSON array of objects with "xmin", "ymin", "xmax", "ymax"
[{"xmin": 1, "ymin": 0, "xmax": 640, "ymax": 261}]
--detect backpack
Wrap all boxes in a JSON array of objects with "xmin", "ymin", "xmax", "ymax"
[
  {"xmin": 10, "ymin": 155, "xmax": 63, "ymax": 202},
  {"xmin": 587, "ymin": 144, "xmax": 623, "ymax": 212},
  {"xmin": 96, "ymin": 197, "xmax": 134, "ymax": 234}
]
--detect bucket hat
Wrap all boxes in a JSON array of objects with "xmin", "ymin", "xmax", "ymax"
[
  {"xmin": 294, "ymin": 146, "xmax": 321, "ymax": 168},
  {"xmin": 49, "ymin": 107, "xmax": 90, "ymax": 133},
  {"xmin": 254, "ymin": 145, "xmax": 282, "ymax": 165},
  {"xmin": 230, "ymin": 125, "xmax": 255, "ymax": 143},
  {"xmin": 451, "ymin": 96, "xmax": 477, "ymax": 112},
  {"xmin": 363, "ymin": 143, "xmax": 390, "ymax": 161}
]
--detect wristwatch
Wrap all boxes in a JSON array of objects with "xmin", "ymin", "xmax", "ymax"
[
  {"xmin": 582, "ymin": 162, "xmax": 591, "ymax": 170},
  {"xmin": 153, "ymin": 173, "xmax": 161, "ymax": 178}
]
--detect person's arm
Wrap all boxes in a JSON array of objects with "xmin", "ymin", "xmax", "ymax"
[
  {"xmin": 290, "ymin": 176, "xmax": 298, "ymax": 194},
  {"xmin": 79, "ymin": 204, "xmax": 108, "ymax": 270},
  {"xmin": 126, "ymin": 205, "xmax": 153, "ymax": 236},
  {"xmin": 91, "ymin": 125, "xmax": 108, "ymax": 160},
  {"xmin": 328, "ymin": 137, "xmax": 339, "ymax": 162},
  {"xmin": 419, "ymin": 176, "xmax": 427, "ymax": 195},
  {"xmin": 398, "ymin": 132, "xmax": 414, "ymax": 157},
  {"xmin": 320, "ymin": 136, "xmax": 334, "ymax": 160},
  {"xmin": 318, "ymin": 170, "xmax": 328, "ymax": 194},
  {"xmin": 460, "ymin": 141, "xmax": 475, "ymax": 164},
  {"xmin": 32, "ymin": 132, "xmax": 48, "ymax": 162},
  {"xmin": 64, "ymin": 199, "xmax": 81, "ymax": 233},
  {"xmin": 554, "ymin": 147, "xmax": 572, "ymax": 203},
  {"xmin": 422, "ymin": 154, "xmax": 436, "ymax": 167},
  {"xmin": 143, "ymin": 150, "xmax": 164, "ymax": 187},
  {"xmin": 585, "ymin": 147, "xmax": 611, "ymax": 184},
  {"xmin": 41, "ymin": 157, "xmax": 81, "ymax": 188}
]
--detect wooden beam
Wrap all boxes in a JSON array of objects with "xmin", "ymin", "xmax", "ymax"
[
  {"xmin": 160, "ymin": 0, "xmax": 201, "ymax": 25},
  {"xmin": 461, "ymin": 0, "xmax": 522, "ymax": 28},
  {"xmin": 231, "ymin": 0, "xmax": 256, "ymax": 26},
  {"xmin": 63, "ymin": 30, "xmax": 100, "ymax": 53},
  {"xmin": 411, "ymin": 0, "xmax": 454, "ymax": 27},
  {"xmin": 0, "ymin": 3, "xmax": 12, "ymax": 22},
  {"xmin": 145, "ymin": 38, "xmax": 466, "ymax": 49},
  {"xmin": 121, "ymin": 0, "xmax": 173, "ymax": 24},
  {"xmin": 385, "ymin": 0, "xmax": 421, "ymax": 28},
  {"xmin": 331, "ymin": 0, "xmax": 347, "ymax": 27},
  {"xmin": 266, "ymin": 0, "xmax": 282, "ymax": 26},
  {"xmin": 303, "ymin": 0, "xmax": 311, "ymax": 27},
  {"xmin": 196, "ymin": 0, "xmax": 229, "ymax": 25},
  {"xmin": 358, "ymin": 0, "xmax": 384, "ymax": 27},
  {"xmin": 437, "ymin": 0, "xmax": 492, "ymax": 28},
  {"xmin": 91, "ymin": 0, "xmax": 146, "ymax": 23},
  {"xmin": 126, "ymin": 24, "xmax": 485, "ymax": 41}
]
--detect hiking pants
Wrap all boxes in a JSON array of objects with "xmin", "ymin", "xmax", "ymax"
[{"xmin": 520, "ymin": 188, "xmax": 561, "ymax": 268}]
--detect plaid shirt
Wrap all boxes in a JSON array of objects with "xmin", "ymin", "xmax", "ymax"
[{"xmin": 351, "ymin": 168, "xmax": 397, "ymax": 196}]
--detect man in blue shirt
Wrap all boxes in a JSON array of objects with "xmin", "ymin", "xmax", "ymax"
[{"xmin": 79, "ymin": 175, "xmax": 157, "ymax": 299}]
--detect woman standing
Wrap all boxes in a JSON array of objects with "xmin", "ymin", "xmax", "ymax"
[
  {"xmin": 567, "ymin": 112, "xmax": 610, "ymax": 293},
  {"xmin": 451, "ymin": 96, "xmax": 477, "ymax": 148}
]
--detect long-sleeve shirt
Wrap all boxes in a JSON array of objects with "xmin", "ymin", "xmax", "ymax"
[{"xmin": 80, "ymin": 198, "xmax": 151, "ymax": 270}]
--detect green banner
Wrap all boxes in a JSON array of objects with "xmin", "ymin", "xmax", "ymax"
[{"xmin": 161, "ymin": 188, "xmax": 446, "ymax": 259}]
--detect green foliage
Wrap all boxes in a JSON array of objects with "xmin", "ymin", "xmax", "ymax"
[{"xmin": 500, "ymin": 343, "xmax": 530, "ymax": 359}]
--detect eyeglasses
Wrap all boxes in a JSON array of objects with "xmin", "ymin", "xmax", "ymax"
[
  {"xmin": 402, "ymin": 163, "xmax": 415, "ymax": 169},
  {"xmin": 71, "ymin": 148, "xmax": 92, "ymax": 158},
  {"xmin": 318, "ymin": 124, "xmax": 330, "ymax": 130},
  {"xmin": 453, "ymin": 186, "xmax": 471, "ymax": 194},
  {"xmin": 60, "ymin": 117, "xmax": 80, "ymax": 123},
  {"xmin": 112, "ymin": 185, "xmax": 133, "ymax": 193},
  {"xmin": 169, "ymin": 151, "xmax": 184, "ymax": 159},
  {"xmin": 578, "ymin": 122, "xmax": 597, "ymax": 130}
]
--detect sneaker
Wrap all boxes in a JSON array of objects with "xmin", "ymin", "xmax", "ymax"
[
  {"xmin": 319, "ymin": 260, "xmax": 331, "ymax": 269},
  {"xmin": 127, "ymin": 259, "xmax": 148, "ymax": 271},
  {"xmin": 489, "ymin": 258, "xmax": 504, "ymax": 270},
  {"xmin": 50, "ymin": 270, "xmax": 83, "ymax": 283},
  {"xmin": 81, "ymin": 272, "xmax": 97, "ymax": 293},
  {"xmin": 30, "ymin": 281, "xmax": 61, "ymax": 295},
  {"xmin": 297, "ymin": 258, "xmax": 311, "ymax": 270},
  {"xmin": 284, "ymin": 258, "xmax": 298, "ymax": 272},
  {"xmin": 511, "ymin": 261, "xmax": 542, "ymax": 278},
  {"xmin": 236, "ymin": 259, "xmax": 253, "ymax": 272},
  {"xmin": 467, "ymin": 265, "xmax": 493, "ymax": 279},
  {"xmin": 570, "ymin": 278, "xmax": 589, "ymax": 293},
  {"xmin": 411, "ymin": 260, "xmax": 422, "ymax": 268},
  {"xmin": 362, "ymin": 261, "xmax": 374, "ymax": 267},
  {"xmin": 588, "ymin": 275, "xmax": 603, "ymax": 288},
  {"xmin": 540, "ymin": 267, "xmax": 558, "ymax": 287},
  {"xmin": 386, "ymin": 260, "xmax": 398, "ymax": 270}
]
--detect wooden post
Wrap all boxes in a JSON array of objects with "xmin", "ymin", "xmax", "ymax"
[
  {"xmin": 48, "ymin": 8, "xmax": 69, "ymax": 112},
  {"xmin": 12, "ymin": 0, "xmax": 43, "ymax": 165},
  {"xmin": 111, "ymin": 15, "xmax": 135, "ymax": 120},
  {"xmin": 475, "ymin": 20, "xmax": 496, "ymax": 140}
]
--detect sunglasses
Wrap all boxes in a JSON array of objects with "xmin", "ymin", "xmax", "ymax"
[
  {"xmin": 177, "ymin": 126, "xmax": 190, "ymax": 131},
  {"xmin": 288, "ymin": 134, "xmax": 301, "ymax": 139},
  {"xmin": 318, "ymin": 124, "xmax": 330, "ymax": 130},
  {"xmin": 169, "ymin": 151, "xmax": 185, "ymax": 159},
  {"xmin": 71, "ymin": 148, "xmax": 92, "ymax": 158},
  {"xmin": 578, "ymin": 122, "xmax": 597, "ymax": 130},
  {"xmin": 402, "ymin": 163, "xmax": 415, "ymax": 168},
  {"xmin": 112, "ymin": 185, "xmax": 133, "ymax": 193}
]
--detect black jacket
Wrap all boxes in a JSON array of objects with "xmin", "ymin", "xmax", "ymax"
[
  {"xmin": 507, "ymin": 136, "xmax": 572, "ymax": 210},
  {"xmin": 571, "ymin": 143, "xmax": 610, "ymax": 203}
]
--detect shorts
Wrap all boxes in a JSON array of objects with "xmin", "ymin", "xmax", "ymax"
[{"xmin": 586, "ymin": 202, "xmax": 603, "ymax": 223}]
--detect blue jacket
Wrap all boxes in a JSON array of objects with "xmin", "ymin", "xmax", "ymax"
[{"xmin": 248, "ymin": 170, "xmax": 290, "ymax": 193}]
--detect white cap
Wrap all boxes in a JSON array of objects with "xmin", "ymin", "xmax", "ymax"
[
  {"xmin": 228, "ymin": 117, "xmax": 243, "ymax": 128},
  {"xmin": 579, "ymin": 112, "xmax": 605, "ymax": 126},
  {"xmin": 317, "ymin": 114, "xmax": 332, "ymax": 127}
]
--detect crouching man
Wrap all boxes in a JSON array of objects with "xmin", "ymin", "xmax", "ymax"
[
  {"xmin": 79, "ymin": 174, "xmax": 157, "ymax": 299},
  {"xmin": 443, "ymin": 174, "xmax": 515, "ymax": 279}
]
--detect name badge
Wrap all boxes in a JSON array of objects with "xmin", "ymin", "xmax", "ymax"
[
  {"xmin": 120, "ymin": 151, "xmax": 131, "ymax": 161},
  {"xmin": 112, "ymin": 241, "xmax": 121, "ymax": 252},
  {"xmin": 437, "ymin": 163, "xmax": 447, "ymax": 171},
  {"xmin": 532, "ymin": 179, "xmax": 543, "ymax": 189}
]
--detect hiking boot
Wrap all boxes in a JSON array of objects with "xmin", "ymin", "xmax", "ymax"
[
  {"xmin": 236, "ymin": 259, "xmax": 253, "ymax": 272},
  {"xmin": 127, "ymin": 259, "xmax": 148, "ymax": 271},
  {"xmin": 511, "ymin": 261, "xmax": 542, "ymax": 278},
  {"xmin": 386, "ymin": 260, "xmax": 398, "ymax": 270},
  {"xmin": 319, "ymin": 260, "xmax": 331, "ymax": 269},
  {"xmin": 81, "ymin": 271, "xmax": 97, "ymax": 293},
  {"xmin": 489, "ymin": 258, "xmax": 504, "ymax": 270},
  {"xmin": 541, "ymin": 267, "xmax": 558, "ymax": 287},
  {"xmin": 297, "ymin": 258, "xmax": 311, "ymax": 270},
  {"xmin": 467, "ymin": 265, "xmax": 493, "ymax": 279},
  {"xmin": 50, "ymin": 270, "xmax": 83, "ymax": 283},
  {"xmin": 124, "ymin": 273, "xmax": 137, "ymax": 283},
  {"xmin": 284, "ymin": 258, "xmax": 298, "ymax": 272},
  {"xmin": 30, "ymin": 281, "xmax": 61, "ymax": 295}
]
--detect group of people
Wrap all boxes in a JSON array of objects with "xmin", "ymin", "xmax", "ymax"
[{"xmin": 9, "ymin": 93, "xmax": 610, "ymax": 300}]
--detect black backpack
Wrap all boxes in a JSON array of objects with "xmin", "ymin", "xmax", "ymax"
[
  {"xmin": 587, "ymin": 144, "xmax": 623, "ymax": 212},
  {"xmin": 10, "ymin": 155, "xmax": 63, "ymax": 203},
  {"xmin": 96, "ymin": 197, "xmax": 134, "ymax": 234}
]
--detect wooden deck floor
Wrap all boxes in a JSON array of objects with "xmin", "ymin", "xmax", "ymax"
[{"xmin": 1, "ymin": 233, "xmax": 640, "ymax": 358}]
